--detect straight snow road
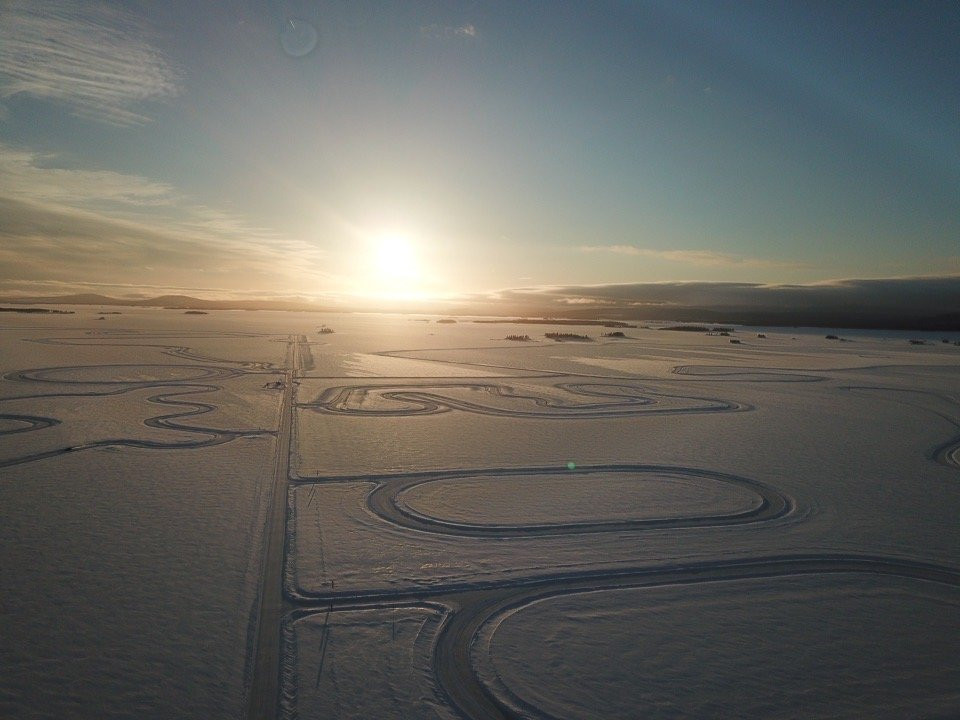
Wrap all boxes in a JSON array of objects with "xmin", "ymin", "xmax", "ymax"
[{"xmin": 246, "ymin": 335, "xmax": 299, "ymax": 720}]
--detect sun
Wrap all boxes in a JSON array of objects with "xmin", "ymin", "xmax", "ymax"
[
  {"xmin": 371, "ymin": 233, "xmax": 419, "ymax": 282},
  {"xmin": 350, "ymin": 231, "xmax": 436, "ymax": 301}
]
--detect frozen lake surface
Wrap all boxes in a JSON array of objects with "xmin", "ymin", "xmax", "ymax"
[{"xmin": 1, "ymin": 308, "xmax": 959, "ymax": 718}]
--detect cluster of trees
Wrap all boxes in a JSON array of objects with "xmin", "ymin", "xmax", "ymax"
[{"xmin": 545, "ymin": 332, "xmax": 591, "ymax": 341}]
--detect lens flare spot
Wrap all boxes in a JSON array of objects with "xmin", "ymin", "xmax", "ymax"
[{"xmin": 280, "ymin": 18, "xmax": 318, "ymax": 57}]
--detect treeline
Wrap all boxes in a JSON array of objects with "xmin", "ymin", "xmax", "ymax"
[{"xmin": 545, "ymin": 332, "xmax": 592, "ymax": 341}]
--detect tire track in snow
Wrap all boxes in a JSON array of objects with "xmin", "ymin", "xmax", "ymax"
[
  {"xmin": 842, "ymin": 386, "xmax": 960, "ymax": 471},
  {"xmin": 0, "ymin": 413, "xmax": 61, "ymax": 434},
  {"xmin": 670, "ymin": 365, "xmax": 826, "ymax": 382}
]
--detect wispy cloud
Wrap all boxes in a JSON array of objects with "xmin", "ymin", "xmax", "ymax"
[
  {"xmin": 0, "ymin": 277, "xmax": 337, "ymax": 303},
  {"xmin": 557, "ymin": 296, "xmax": 617, "ymax": 305},
  {"xmin": 0, "ymin": 145, "xmax": 176, "ymax": 207},
  {"xmin": 0, "ymin": 143, "xmax": 331, "ymax": 296},
  {"xmin": 0, "ymin": 2, "xmax": 179, "ymax": 125},
  {"xmin": 420, "ymin": 23, "xmax": 479, "ymax": 40},
  {"xmin": 579, "ymin": 245, "xmax": 804, "ymax": 269}
]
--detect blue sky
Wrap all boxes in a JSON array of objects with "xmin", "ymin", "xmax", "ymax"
[{"xmin": 1, "ymin": 1, "xmax": 957, "ymax": 303}]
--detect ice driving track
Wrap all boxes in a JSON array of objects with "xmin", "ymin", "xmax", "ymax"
[
  {"xmin": 279, "ymin": 349, "xmax": 960, "ymax": 719},
  {"xmin": 304, "ymin": 380, "xmax": 748, "ymax": 418},
  {"xmin": 0, "ymin": 363, "xmax": 274, "ymax": 468},
  {"xmin": 364, "ymin": 464, "xmax": 790, "ymax": 537},
  {"xmin": 427, "ymin": 554, "xmax": 960, "ymax": 720},
  {"xmin": 6, "ymin": 330, "xmax": 960, "ymax": 719},
  {"xmin": 1, "ymin": 330, "xmax": 297, "ymax": 718},
  {"xmin": 280, "ymin": 551, "xmax": 960, "ymax": 720}
]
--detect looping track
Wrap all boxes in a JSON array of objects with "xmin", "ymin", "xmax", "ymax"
[
  {"xmin": 5, "ymin": 363, "xmax": 243, "ymax": 385},
  {"xmin": 1, "ymin": 353, "xmax": 276, "ymax": 468},
  {"xmin": 0, "ymin": 380, "xmax": 276, "ymax": 467},
  {"xmin": 303, "ymin": 380, "xmax": 748, "ymax": 419},
  {"xmin": 0, "ymin": 413, "xmax": 61, "ymax": 435},
  {"xmin": 27, "ymin": 333, "xmax": 278, "ymax": 370},
  {"xmin": 363, "ymin": 464, "xmax": 792, "ymax": 537},
  {"xmin": 427, "ymin": 554, "xmax": 960, "ymax": 720}
]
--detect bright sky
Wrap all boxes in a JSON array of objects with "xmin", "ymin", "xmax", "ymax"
[{"xmin": 1, "ymin": 1, "xmax": 958, "ymax": 304}]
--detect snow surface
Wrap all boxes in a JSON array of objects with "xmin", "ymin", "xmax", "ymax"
[
  {"xmin": 282, "ymin": 606, "xmax": 456, "ymax": 720},
  {"xmin": 0, "ymin": 441, "xmax": 274, "ymax": 719},
  {"xmin": 2, "ymin": 309, "xmax": 959, "ymax": 719}
]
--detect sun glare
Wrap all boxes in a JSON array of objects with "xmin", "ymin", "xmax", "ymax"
[
  {"xmin": 350, "ymin": 231, "xmax": 437, "ymax": 302},
  {"xmin": 372, "ymin": 233, "xmax": 419, "ymax": 281}
]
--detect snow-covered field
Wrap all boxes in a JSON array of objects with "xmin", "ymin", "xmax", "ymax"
[{"xmin": 2, "ymin": 308, "xmax": 959, "ymax": 718}]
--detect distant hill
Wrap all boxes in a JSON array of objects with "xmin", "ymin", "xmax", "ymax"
[
  {"xmin": 2, "ymin": 281, "xmax": 959, "ymax": 331},
  {"xmin": 461, "ymin": 306, "xmax": 960, "ymax": 332},
  {"xmin": 0, "ymin": 293, "xmax": 335, "ymax": 313}
]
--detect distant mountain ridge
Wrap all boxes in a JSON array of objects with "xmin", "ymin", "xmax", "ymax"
[
  {"xmin": 2, "ymin": 283, "xmax": 959, "ymax": 331},
  {"xmin": 0, "ymin": 293, "xmax": 333, "ymax": 312}
]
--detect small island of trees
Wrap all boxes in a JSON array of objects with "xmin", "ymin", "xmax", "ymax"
[
  {"xmin": 545, "ymin": 332, "xmax": 592, "ymax": 342},
  {"xmin": 0, "ymin": 307, "xmax": 74, "ymax": 314}
]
